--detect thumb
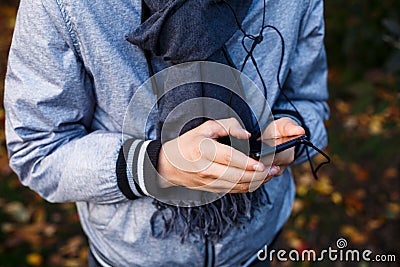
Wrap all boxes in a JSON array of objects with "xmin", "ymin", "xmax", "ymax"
[
  {"xmin": 201, "ymin": 118, "xmax": 251, "ymax": 139},
  {"xmin": 282, "ymin": 119, "xmax": 306, "ymax": 136}
]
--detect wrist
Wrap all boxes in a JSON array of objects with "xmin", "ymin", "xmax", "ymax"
[{"xmin": 157, "ymin": 147, "xmax": 176, "ymax": 188}]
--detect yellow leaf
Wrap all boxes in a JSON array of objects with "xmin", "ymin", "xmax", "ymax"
[
  {"xmin": 313, "ymin": 176, "xmax": 333, "ymax": 195},
  {"xmin": 296, "ymin": 172, "xmax": 315, "ymax": 186},
  {"xmin": 331, "ymin": 191, "xmax": 343, "ymax": 205},
  {"xmin": 27, "ymin": 253, "xmax": 43, "ymax": 266},
  {"xmin": 294, "ymin": 215, "xmax": 306, "ymax": 228},
  {"xmin": 79, "ymin": 247, "xmax": 89, "ymax": 261},
  {"xmin": 387, "ymin": 203, "xmax": 400, "ymax": 217},
  {"xmin": 63, "ymin": 259, "xmax": 82, "ymax": 267},
  {"xmin": 359, "ymin": 114, "xmax": 370, "ymax": 127},
  {"xmin": 340, "ymin": 225, "xmax": 367, "ymax": 245},
  {"xmin": 335, "ymin": 100, "xmax": 350, "ymax": 114},
  {"xmin": 366, "ymin": 218, "xmax": 385, "ymax": 231},
  {"xmin": 288, "ymin": 238, "xmax": 303, "ymax": 250},
  {"xmin": 292, "ymin": 199, "xmax": 305, "ymax": 214},
  {"xmin": 369, "ymin": 115, "xmax": 384, "ymax": 135},
  {"xmin": 345, "ymin": 206, "xmax": 357, "ymax": 217},
  {"xmin": 297, "ymin": 184, "xmax": 309, "ymax": 196},
  {"xmin": 0, "ymin": 7, "xmax": 17, "ymax": 29}
]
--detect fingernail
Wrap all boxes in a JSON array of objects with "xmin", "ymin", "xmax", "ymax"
[
  {"xmin": 243, "ymin": 129, "xmax": 251, "ymax": 137},
  {"xmin": 268, "ymin": 166, "xmax": 280, "ymax": 176},
  {"xmin": 253, "ymin": 163, "xmax": 265, "ymax": 172}
]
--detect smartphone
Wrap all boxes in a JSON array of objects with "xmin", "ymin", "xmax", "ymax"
[{"xmin": 249, "ymin": 134, "xmax": 307, "ymax": 160}]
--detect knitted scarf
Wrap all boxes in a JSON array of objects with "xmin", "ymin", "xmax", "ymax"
[{"xmin": 127, "ymin": 0, "xmax": 270, "ymax": 242}]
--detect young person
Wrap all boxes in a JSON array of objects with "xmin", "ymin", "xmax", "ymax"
[{"xmin": 5, "ymin": 0, "xmax": 329, "ymax": 266}]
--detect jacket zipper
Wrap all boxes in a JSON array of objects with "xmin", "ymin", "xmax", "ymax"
[{"xmin": 204, "ymin": 236, "xmax": 215, "ymax": 267}]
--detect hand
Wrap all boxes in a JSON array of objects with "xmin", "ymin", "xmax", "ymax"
[
  {"xmin": 157, "ymin": 118, "xmax": 281, "ymax": 194},
  {"xmin": 260, "ymin": 117, "xmax": 305, "ymax": 176}
]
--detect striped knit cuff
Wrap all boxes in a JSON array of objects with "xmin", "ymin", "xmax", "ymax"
[{"xmin": 116, "ymin": 139, "xmax": 162, "ymax": 199}]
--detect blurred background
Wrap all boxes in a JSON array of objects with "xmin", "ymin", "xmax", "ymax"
[{"xmin": 0, "ymin": 0, "xmax": 399, "ymax": 266}]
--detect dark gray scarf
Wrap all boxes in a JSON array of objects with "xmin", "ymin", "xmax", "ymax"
[{"xmin": 127, "ymin": 0, "xmax": 269, "ymax": 241}]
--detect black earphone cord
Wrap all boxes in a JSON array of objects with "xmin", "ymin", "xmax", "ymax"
[{"xmin": 223, "ymin": 0, "xmax": 331, "ymax": 179}]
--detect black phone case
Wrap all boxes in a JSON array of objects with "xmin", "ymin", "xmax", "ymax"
[{"xmin": 250, "ymin": 134, "xmax": 307, "ymax": 159}]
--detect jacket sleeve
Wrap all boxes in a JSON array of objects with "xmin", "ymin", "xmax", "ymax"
[
  {"xmin": 4, "ymin": 0, "xmax": 156, "ymax": 204},
  {"xmin": 272, "ymin": 0, "xmax": 329, "ymax": 165}
]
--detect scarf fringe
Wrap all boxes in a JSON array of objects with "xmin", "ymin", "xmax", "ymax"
[{"xmin": 150, "ymin": 187, "xmax": 269, "ymax": 242}]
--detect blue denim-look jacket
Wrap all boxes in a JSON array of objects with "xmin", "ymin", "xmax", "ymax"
[{"xmin": 5, "ymin": 0, "xmax": 329, "ymax": 266}]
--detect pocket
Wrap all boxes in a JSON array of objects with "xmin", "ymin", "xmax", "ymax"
[{"xmin": 87, "ymin": 202, "xmax": 119, "ymax": 230}]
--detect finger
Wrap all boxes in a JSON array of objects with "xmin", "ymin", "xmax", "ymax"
[
  {"xmin": 194, "ymin": 165, "xmax": 280, "ymax": 194},
  {"xmin": 282, "ymin": 123, "xmax": 305, "ymax": 136},
  {"xmin": 233, "ymin": 166, "xmax": 279, "ymax": 193},
  {"xmin": 272, "ymin": 147, "xmax": 295, "ymax": 166},
  {"xmin": 262, "ymin": 117, "xmax": 305, "ymax": 139},
  {"xmin": 194, "ymin": 177, "xmax": 250, "ymax": 193},
  {"xmin": 197, "ymin": 174, "xmax": 267, "ymax": 194},
  {"xmin": 273, "ymin": 165, "xmax": 286, "ymax": 176},
  {"xmin": 248, "ymin": 165, "xmax": 280, "ymax": 192},
  {"xmin": 200, "ymin": 118, "xmax": 251, "ymax": 140},
  {"xmin": 201, "ymin": 139, "xmax": 265, "ymax": 171},
  {"xmin": 198, "ymin": 162, "xmax": 277, "ymax": 184},
  {"xmin": 276, "ymin": 117, "xmax": 305, "ymax": 137}
]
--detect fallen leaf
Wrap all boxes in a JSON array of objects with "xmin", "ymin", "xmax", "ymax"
[
  {"xmin": 385, "ymin": 203, "xmax": 400, "ymax": 219},
  {"xmin": 79, "ymin": 247, "xmax": 89, "ymax": 261},
  {"xmin": 366, "ymin": 218, "xmax": 385, "ymax": 231},
  {"xmin": 349, "ymin": 163, "xmax": 369, "ymax": 181},
  {"xmin": 335, "ymin": 100, "xmax": 351, "ymax": 114},
  {"xmin": 1, "ymin": 223, "xmax": 15, "ymax": 234},
  {"xmin": 340, "ymin": 225, "xmax": 368, "ymax": 244},
  {"xmin": 63, "ymin": 259, "xmax": 83, "ymax": 267},
  {"xmin": 345, "ymin": 193, "xmax": 364, "ymax": 213},
  {"xmin": 369, "ymin": 115, "xmax": 384, "ymax": 135},
  {"xmin": 283, "ymin": 230, "xmax": 308, "ymax": 251},
  {"xmin": 26, "ymin": 253, "xmax": 43, "ymax": 266},
  {"xmin": 60, "ymin": 236, "xmax": 84, "ymax": 256},
  {"xmin": 294, "ymin": 215, "xmax": 306, "ymax": 228},
  {"xmin": 383, "ymin": 167, "xmax": 398, "ymax": 179},
  {"xmin": 292, "ymin": 199, "xmax": 305, "ymax": 214},
  {"xmin": 331, "ymin": 191, "xmax": 343, "ymax": 205},
  {"xmin": 4, "ymin": 201, "xmax": 31, "ymax": 223},
  {"xmin": 313, "ymin": 176, "xmax": 334, "ymax": 195}
]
